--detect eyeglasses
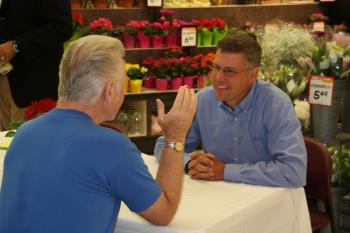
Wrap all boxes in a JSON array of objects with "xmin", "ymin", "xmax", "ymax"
[{"xmin": 209, "ymin": 63, "xmax": 254, "ymax": 78}]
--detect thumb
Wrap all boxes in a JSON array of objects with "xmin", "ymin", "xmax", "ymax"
[{"xmin": 156, "ymin": 99, "xmax": 165, "ymax": 122}]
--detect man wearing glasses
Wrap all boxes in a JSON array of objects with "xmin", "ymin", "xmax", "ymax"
[{"xmin": 155, "ymin": 33, "xmax": 306, "ymax": 188}]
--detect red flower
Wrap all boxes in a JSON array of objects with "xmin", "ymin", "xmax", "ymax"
[
  {"xmin": 24, "ymin": 99, "xmax": 56, "ymax": 121},
  {"xmin": 72, "ymin": 12, "xmax": 83, "ymax": 27}
]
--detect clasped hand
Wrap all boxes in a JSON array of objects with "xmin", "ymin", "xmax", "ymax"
[{"xmin": 188, "ymin": 151, "xmax": 225, "ymax": 181}]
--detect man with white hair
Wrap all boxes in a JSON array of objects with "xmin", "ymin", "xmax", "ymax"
[{"xmin": 0, "ymin": 35, "xmax": 197, "ymax": 233}]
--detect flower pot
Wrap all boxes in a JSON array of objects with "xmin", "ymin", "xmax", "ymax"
[
  {"xmin": 183, "ymin": 76, "xmax": 195, "ymax": 88},
  {"xmin": 122, "ymin": 32, "xmax": 135, "ymax": 49},
  {"xmin": 213, "ymin": 30, "xmax": 226, "ymax": 45},
  {"xmin": 196, "ymin": 75, "xmax": 205, "ymax": 88},
  {"xmin": 197, "ymin": 32, "xmax": 202, "ymax": 47},
  {"xmin": 94, "ymin": 0, "xmax": 107, "ymax": 8},
  {"xmin": 155, "ymin": 79, "xmax": 168, "ymax": 91},
  {"xmin": 171, "ymin": 77, "xmax": 183, "ymax": 90},
  {"xmin": 165, "ymin": 31, "xmax": 178, "ymax": 47},
  {"xmin": 143, "ymin": 76, "xmax": 155, "ymax": 89},
  {"xmin": 129, "ymin": 79, "xmax": 143, "ymax": 93},
  {"xmin": 152, "ymin": 35, "xmax": 164, "ymax": 48},
  {"xmin": 201, "ymin": 29, "xmax": 214, "ymax": 46},
  {"xmin": 312, "ymin": 79, "xmax": 346, "ymax": 145},
  {"xmin": 137, "ymin": 31, "xmax": 151, "ymax": 48},
  {"xmin": 71, "ymin": 0, "xmax": 83, "ymax": 8}
]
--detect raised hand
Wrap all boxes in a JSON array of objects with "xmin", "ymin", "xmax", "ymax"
[{"xmin": 156, "ymin": 86, "xmax": 197, "ymax": 143}]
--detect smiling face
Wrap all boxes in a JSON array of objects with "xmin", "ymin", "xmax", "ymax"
[{"xmin": 211, "ymin": 50, "xmax": 259, "ymax": 108}]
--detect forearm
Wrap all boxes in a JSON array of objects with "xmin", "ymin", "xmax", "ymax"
[
  {"xmin": 224, "ymin": 158, "xmax": 306, "ymax": 187},
  {"xmin": 155, "ymin": 147, "xmax": 184, "ymax": 223}
]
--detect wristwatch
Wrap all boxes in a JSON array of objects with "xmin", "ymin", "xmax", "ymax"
[{"xmin": 165, "ymin": 142, "xmax": 185, "ymax": 153}]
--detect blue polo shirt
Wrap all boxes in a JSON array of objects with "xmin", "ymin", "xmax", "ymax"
[{"xmin": 0, "ymin": 109, "xmax": 161, "ymax": 233}]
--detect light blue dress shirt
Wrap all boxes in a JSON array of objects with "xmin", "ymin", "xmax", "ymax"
[{"xmin": 155, "ymin": 80, "xmax": 306, "ymax": 187}]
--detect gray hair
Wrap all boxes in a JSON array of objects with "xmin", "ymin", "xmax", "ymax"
[
  {"xmin": 217, "ymin": 33, "xmax": 262, "ymax": 68},
  {"xmin": 58, "ymin": 35, "xmax": 126, "ymax": 102}
]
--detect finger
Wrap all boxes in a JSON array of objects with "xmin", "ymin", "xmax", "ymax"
[
  {"xmin": 205, "ymin": 153, "xmax": 215, "ymax": 160},
  {"xmin": 179, "ymin": 87, "xmax": 191, "ymax": 112},
  {"xmin": 194, "ymin": 164, "xmax": 212, "ymax": 173},
  {"xmin": 190, "ymin": 151, "xmax": 205, "ymax": 160},
  {"xmin": 156, "ymin": 99, "xmax": 165, "ymax": 123},
  {"xmin": 189, "ymin": 89, "xmax": 197, "ymax": 114},
  {"xmin": 170, "ymin": 86, "xmax": 186, "ymax": 113},
  {"xmin": 198, "ymin": 156, "xmax": 214, "ymax": 167}
]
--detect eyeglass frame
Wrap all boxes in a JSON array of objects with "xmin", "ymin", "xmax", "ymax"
[{"xmin": 209, "ymin": 62, "xmax": 256, "ymax": 79}]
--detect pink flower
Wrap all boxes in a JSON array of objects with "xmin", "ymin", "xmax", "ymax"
[{"xmin": 89, "ymin": 18, "xmax": 113, "ymax": 31}]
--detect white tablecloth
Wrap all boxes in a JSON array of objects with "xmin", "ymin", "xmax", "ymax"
[{"xmin": 0, "ymin": 131, "xmax": 312, "ymax": 233}]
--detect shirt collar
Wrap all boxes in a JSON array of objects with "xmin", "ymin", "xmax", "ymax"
[{"xmin": 217, "ymin": 80, "xmax": 258, "ymax": 113}]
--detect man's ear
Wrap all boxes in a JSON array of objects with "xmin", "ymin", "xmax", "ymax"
[
  {"xmin": 249, "ymin": 67, "xmax": 259, "ymax": 83},
  {"xmin": 104, "ymin": 80, "xmax": 115, "ymax": 103}
]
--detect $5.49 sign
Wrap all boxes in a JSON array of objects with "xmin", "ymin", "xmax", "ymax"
[{"xmin": 308, "ymin": 76, "xmax": 334, "ymax": 107}]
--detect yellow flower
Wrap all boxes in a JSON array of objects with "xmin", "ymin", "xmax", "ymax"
[{"xmin": 141, "ymin": 67, "xmax": 148, "ymax": 74}]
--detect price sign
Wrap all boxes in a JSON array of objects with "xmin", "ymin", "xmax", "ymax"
[
  {"xmin": 312, "ymin": 21, "xmax": 325, "ymax": 32},
  {"xmin": 308, "ymin": 76, "xmax": 334, "ymax": 107},
  {"xmin": 181, "ymin": 27, "xmax": 197, "ymax": 47},
  {"xmin": 147, "ymin": 0, "xmax": 162, "ymax": 7}
]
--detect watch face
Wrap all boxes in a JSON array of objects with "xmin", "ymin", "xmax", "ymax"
[{"xmin": 175, "ymin": 142, "xmax": 184, "ymax": 152}]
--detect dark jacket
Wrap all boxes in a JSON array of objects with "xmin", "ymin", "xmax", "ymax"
[{"xmin": 0, "ymin": 0, "xmax": 72, "ymax": 107}]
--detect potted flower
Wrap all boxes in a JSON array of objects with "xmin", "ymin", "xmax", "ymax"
[
  {"xmin": 151, "ymin": 22, "xmax": 166, "ymax": 48},
  {"xmin": 122, "ymin": 21, "xmax": 137, "ymax": 49},
  {"xmin": 195, "ymin": 52, "xmax": 215, "ymax": 87},
  {"xmin": 148, "ymin": 57, "xmax": 172, "ymax": 90},
  {"xmin": 212, "ymin": 18, "xmax": 228, "ymax": 45},
  {"xmin": 88, "ymin": 17, "xmax": 113, "ymax": 35},
  {"xmin": 298, "ymin": 39, "xmax": 350, "ymax": 144},
  {"xmin": 128, "ymin": 20, "xmax": 152, "ymax": 48},
  {"xmin": 159, "ymin": 10, "xmax": 181, "ymax": 47},
  {"xmin": 125, "ymin": 63, "xmax": 148, "ymax": 93},
  {"xmin": 194, "ymin": 18, "xmax": 214, "ymax": 46}
]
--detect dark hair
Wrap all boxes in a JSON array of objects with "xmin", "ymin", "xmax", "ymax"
[{"xmin": 217, "ymin": 33, "xmax": 262, "ymax": 68}]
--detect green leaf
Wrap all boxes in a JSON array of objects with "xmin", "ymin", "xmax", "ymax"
[
  {"xmin": 9, "ymin": 121, "xmax": 24, "ymax": 130},
  {"xmin": 5, "ymin": 131, "xmax": 16, "ymax": 137}
]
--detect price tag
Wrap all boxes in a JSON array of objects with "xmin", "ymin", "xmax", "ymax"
[
  {"xmin": 181, "ymin": 27, "xmax": 197, "ymax": 47},
  {"xmin": 308, "ymin": 76, "xmax": 334, "ymax": 107},
  {"xmin": 147, "ymin": 0, "xmax": 162, "ymax": 7},
  {"xmin": 312, "ymin": 21, "xmax": 325, "ymax": 32}
]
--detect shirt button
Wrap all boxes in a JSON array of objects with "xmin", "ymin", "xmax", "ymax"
[
  {"xmin": 233, "ymin": 137, "xmax": 238, "ymax": 141},
  {"xmin": 234, "ymin": 118, "xmax": 238, "ymax": 121}
]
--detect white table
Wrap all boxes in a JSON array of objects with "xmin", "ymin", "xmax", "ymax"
[{"xmin": 0, "ymin": 131, "xmax": 312, "ymax": 233}]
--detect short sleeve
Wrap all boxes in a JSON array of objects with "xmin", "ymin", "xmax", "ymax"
[{"xmin": 108, "ymin": 142, "xmax": 161, "ymax": 212}]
